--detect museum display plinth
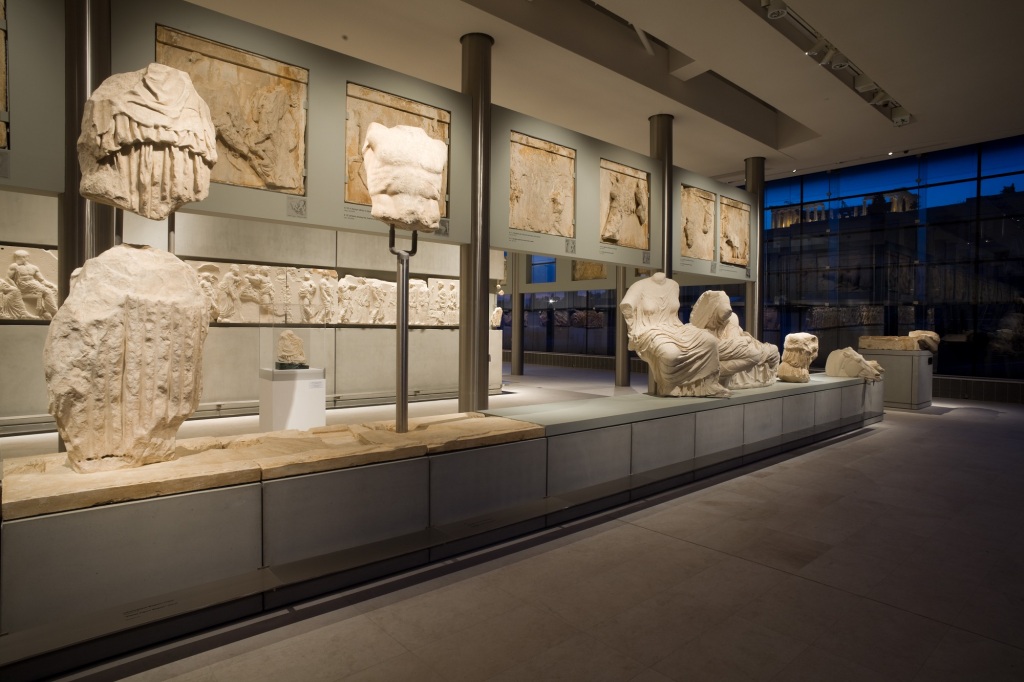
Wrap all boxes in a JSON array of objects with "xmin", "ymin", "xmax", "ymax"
[
  {"xmin": 259, "ymin": 367, "xmax": 327, "ymax": 431},
  {"xmin": 0, "ymin": 377, "xmax": 882, "ymax": 679},
  {"xmin": 859, "ymin": 349, "xmax": 933, "ymax": 409}
]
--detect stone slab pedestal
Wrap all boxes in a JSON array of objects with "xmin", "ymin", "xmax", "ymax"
[{"xmin": 859, "ymin": 349, "xmax": 933, "ymax": 409}]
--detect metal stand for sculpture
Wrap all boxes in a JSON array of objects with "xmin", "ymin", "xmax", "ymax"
[{"xmin": 389, "ymin": 226, "xmax": 417, "ymax": 433}]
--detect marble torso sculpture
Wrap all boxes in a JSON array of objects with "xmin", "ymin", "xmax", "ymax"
[
  {"xmin": 778, "ymin": 332, "xmax": 819, "ymax": 383},
  {"xmin": 43, "ymin": 245, "xmax": 209, "ymax": 473},
  {"xmin": 690, "ymin": 290, "xmax": 779, "ymax": 389},
  {"xmin": 276, "ymin": 330, "xmax": 308, "ymax": 369},
  {"xmin": 825, "ymin": 347, "xmax": 885, "ymax": 382},
  {"xmin": 78, "ymin": 63, "xmax": 217, "ymax": 220},
  {"xmin": 620, "ymin": 273, "xmax": 728, "ymax": 397},
  {"xmin": 490, "ymin": 306, "xmax": 504, "ymax": 328},
  {"xmin": 361, "ymin": 122, "xmax": 448, "ymax": 231}
]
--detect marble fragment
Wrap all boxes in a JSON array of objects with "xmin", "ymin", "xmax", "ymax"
[
  {"xmin": 909, "ymin": 330, "xmax": 940, "ymax": 352},
  {"xmin": 361, "ymin": 122, "xmax": 448, "ymax": 231},
  {"xmin": 680, "ymin": 186, "xmax": 715, "ymax": 261},
  {"xmin": 620, "ymin": 273, "xmax": 728, "ymax": 397},
  {"xmin": 778, "ymin": 332, "xmax": 819, "ymax": 383},
  {"xmin": 825, "ymin": 347, "xmax": 885, "ymax": 382},
  {"xmin": 509, "ymin": 132, "xmax": 576, "ymax": 238},
  {"xmin": 43, "ymin": 245, "xmax": 209, "ymax": 473},
  {"xmin": 599, "ymin": 159, "xmax": 649, "ymax": 250},
  {"xmin": 691, "ymin": 290, "xmax": 779, "ymax": 388},
  {"xmin": 858, "ymin": 335, "xmax": 920, "ymax": 351},
  {"xmin": 276, "ymin": 330, "xmax": 308, "ymax": 369},
  {"xmin": 719, "ymin": 196, "xmax": 751, "ymax": 267},
  {"xmin": 78, "ymin": 63, "xmax": 217, "ymax": 220}
]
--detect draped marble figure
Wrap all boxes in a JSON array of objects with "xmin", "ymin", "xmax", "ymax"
[
  {"xmin": 690, "ymin": 290, "xmax": 779, "ymax": 389},
  {"xmin": 620, "ymin": 273, "xmax": 728, "ymax": 397},
  {"xmin": 78, "ymin": 63, "xmax": 217, "ymax": 220},
  {"xmin": 43, "ymin": 245, "xmax": 209, "ymax": 473},
  {"xmin": 361, "ymin": 122, "xmax": 448, "ymax": 232}
]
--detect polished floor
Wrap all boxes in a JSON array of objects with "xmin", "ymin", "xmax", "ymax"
[{"xmin": 29, "ymin": 367, "xmax": 1024, "ymax": 681}]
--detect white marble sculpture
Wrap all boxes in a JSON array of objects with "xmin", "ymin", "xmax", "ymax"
[
  {"xmin": 8, "ymin": 249, "xmax": 58, "ymax": 319},
  {"xmin": 620, "ymin": 273, "xmax": 729, "ymax": 397},
  {"xmin": 409, "ymin": 279, "xmax": 431, "ymax": 326},
  {"xmin": 690, "ymin": 290, "xmax": 779, "ymax": 389},
  {"xmin": 490, "ymin": 306, "xmax": 504, "ymax": 329},
  {"xmin": 361, "ymin": 122, "xmax": 448, "ymax": 232},
  {"xmin": 909, "ymin": 330, "xmax": 940, "ymax": 353},
  {"xmin": 78, "ymin": 63, "xmax": 217, "ymax": 220},
  {"xmin": 509, "ymin": 132, "xmax": 576, "ymax": 238},
  {"xmin": 825, "ymin": 347, "xmax": 885, "ymax": 382},
  {"xmin": 43, "ymin": 245, "xmax": 209, "ymax": 473},
  {"xmin": 276, "ymin": 330, "xmax": 308, "ymax": 368},
  {"xmin": 599, "ymin": 159, "xmax": 649, "ymax": 250},
  {"xmin": 778, "ymin": 332, "xmax": 819, "ymax": 383}
]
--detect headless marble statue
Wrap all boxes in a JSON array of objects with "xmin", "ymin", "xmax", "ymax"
[
  {"xmin": 690, "ymin": 290, "xmax": 779, "ymax": 389},
  {"xmin": 620, "ymin": 273, "xmax": 728, "ymax": 397}
]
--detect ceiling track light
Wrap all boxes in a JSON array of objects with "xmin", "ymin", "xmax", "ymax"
[
  {"xmin": 830, "ymin": 52, "xmax": 850, "ymax": 70},
  {"xmin": 805, "ymin": 36, "xmax": 827, "ymax": 56},
  {"xmin": 818, "ymin": 46, "xmax": 836, "ymax": 66},
  {"xmin": 870, "ymin": 90, "xmax": 894, "ymax": 107},
  {"xmin": 763, "ymin": 0, "xmax": 789, "ymax": 20}
]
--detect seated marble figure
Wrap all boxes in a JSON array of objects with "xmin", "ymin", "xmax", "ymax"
[
  {"xmin": 689, "ymin": 290, "xmax": 779, "ymax": 389},
  {"xmin": 619, "ymin": 273, "xmax": 729, "ymax": 397}
]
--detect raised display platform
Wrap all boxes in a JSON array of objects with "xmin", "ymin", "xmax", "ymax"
[{"xmin": 0, "ymin": 376, "xmax": 882, "ymax": 680}]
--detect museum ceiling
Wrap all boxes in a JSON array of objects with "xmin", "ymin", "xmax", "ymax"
[{"xmin": 185, "ymin": 0, "xmax": 1024, "ymax": 184}]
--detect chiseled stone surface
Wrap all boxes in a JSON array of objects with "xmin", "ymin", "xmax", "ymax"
[
  {"xmin": 691, "ymin": 290, "xmax": 779, "ymax": 389},
  {"xmin": 1, "ymin": 413, "xmax": 543, "ymax": 520},
  {"xmin": 43, "ymin": 245, "xmax": 209, "ymax": 473},
  {"xmin": 858, "ymin": 335, "xmax": 920, "ymax": 351},
  {"xmin": 778, "ymin": 332, "xmax": 819, "ymax": 383},
  {"xmin": 825, "ymin": 347, "xmax": 885, "ymax": 382},
  {"xmin": 78, "ymin": 63, "xmax": 217, "ymax": 220},
  {"xmin": 361, "ymin": 122, "xmax": 448, "ymax": 232},
  {"xmin": 509, "ymin": 131, "xmax": 576, "ymax": 238}
]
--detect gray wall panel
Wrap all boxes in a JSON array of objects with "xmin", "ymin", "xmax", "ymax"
[
  {"xmin": 695, "ymin": 405, "xmax": 744, "ymax": 458},
  {"xmin": 782, "ymin": 392, "xmax": 815, "ymax": 436},
  {"xmin": 335, "ymin": 328, "xmax": 460, "ymax": 400},
  {"xmin": 430, "ymin": 439, "xmax": 547, "ymax": 526},
  {"xmin": 814, "ymin": 388, "xmax": 842, "ymax": 426},
  {"xmin": 0, "ymin": 190, "xmax": 59, "ymax": 244},
  {"xmin": 547, "ymin": 424, "xmax": 631, "ymax": 496},
  {"xmin": 200, "ymin": 326, "xmax": 261, "ymax": 406},
  {"xmin": 0, "ymin": 324, "xmax": 50, "ymax": 420},
  {"xmin": 631, "ymin": 414, "xmax": 695, "ymax": 474},
  {"xmin": 743, "ymin": 399, "xmax": 783, "ymax": 445},
  {"xmin": 263, "ymin": 458, "xmax": 429, "ymax": 565},
  {"xmin": 0, "ymin": 484, "xmax": 262, "ymax": 633},
  {"xmin": 174, "ymin": 214, "xmax": 338, "ymax": 268}
]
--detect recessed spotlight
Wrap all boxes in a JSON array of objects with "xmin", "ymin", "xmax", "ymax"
[
  {"xmin": 805, "ymin": 37, "xmax": 827, "ymax": 56},
  {"xmin": 888, "ymin": 152, "xmax": 894, "ymax": 156},
  {"xmin": 764, "ymin": 0, "xmax": 789, "ymax": 20},
  {"xmin": 792, "ymin": 169, "xmax": 797, "ymax": 173}
]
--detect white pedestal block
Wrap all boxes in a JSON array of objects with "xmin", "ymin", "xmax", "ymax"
[
  {"xmin": 860, "ymin": 349, "xmax": 933, "ymax": 409},
  {"xmin": 259, "ymin": 368, "xmax": 327, "ymax": 431}
]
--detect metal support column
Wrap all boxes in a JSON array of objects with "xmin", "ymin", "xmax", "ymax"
[
  {"xmin": 458, "ymin": 33, "xmax": 494, "ymax": 411},
  {"xmin": 614, "ymin": 265, "xmax": 630, "ymax": 386},
  {"xmin": 648, "ymin": 114, "xmax": 673, "ymax": 394},
  {"xmin": 509, "ymin": 251, "xmax": 525, "ymax": 375},
  {"xmin": 744, "ymin": 156, "xmax": 765, "ymax": 338},
  {"xmin": 60, "ymin": 0, "xmax": 114, "ymax": 305},
  {"xmin": 649, "ymin": 114, "xmax": 674, "ymax": 276},
  {"xmin": 389, "ymin": 227, "xmax": 417, "ymax": 433}
]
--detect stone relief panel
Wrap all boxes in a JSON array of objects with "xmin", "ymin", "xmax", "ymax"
[
  {"xmin": 509, "ymin": 131, "xmax": 576, "ymax": 238},
  {"xmin": 156, "ymin": 26, "xmax": 308, "ymax": 195},
  {"xmin": 1, "ymin": 244, "xmax": 59, "ymax": 320},
  {"xmin": 680, "ymin": 186, "xmax": 715, "ymax": 261},
  {"xmin": 719, "ymin": 196, "xmax": 751, "ymax": 267},
  {"xmin": 428, "ymin": 278, "xmax": 460, "ymax": 326},
  {"xmin": 599, "ymin": 159, "xmax": 649, "ymax": 249},
  {"xmin": 345, "ymin": 83, "xmax": 450, "ymax": 216},
  {"xmin": 188, "ymin": 260, "xmax": 458, "ymax": 327},
  {"xmin": 572, "ymin": 260, "xmax": 607, "ymax": 281}
]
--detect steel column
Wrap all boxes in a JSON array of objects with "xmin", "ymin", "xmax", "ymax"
[{"xmin": 744, "ymin": 156, "xmax": 765, "ymax": 338}]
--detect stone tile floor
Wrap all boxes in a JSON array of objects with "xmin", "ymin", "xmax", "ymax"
[{"xmin": 40, "ymin": 369, "xmax": 1024, "ymax": 681}]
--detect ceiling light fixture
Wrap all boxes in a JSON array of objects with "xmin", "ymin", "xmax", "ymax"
[
  {"xmin": 890, "ymin": 106, "xmax": 911, "ymax": 127},
  {"xmin": 805, "ymin": 37, "xmax": 827, "ymax": 56},
  {"xmin": 763, "ymin": 0, "xmax": 789, "ymax": 20},
  {"xmin": 870, "ymin": 90, "xmax": 893, "ymax": 107},
  {"xmin": 818, "ymin": 46, "xmax": 836, "ymax": 66},
  {"xmin": 853, "ymin": 74, "xmax": 877, "ymax": 92},
  {"xmin": 829, "ymin": 52, "xmax": 850, "ymax": 70}
]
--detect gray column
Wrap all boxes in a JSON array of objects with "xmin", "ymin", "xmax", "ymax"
[
  {"xmin": 649, "ymin": 114, "xmax": 673, "ymax": 394},
  {"xmin": 509, "ymin": 251, "xmax": 524, "ymax": 375},
  {"xmin": 614, "ymin": 265, "xmax": 630, "ymax": 386},
  {"xmin": 60, "ymin": 0, "xmax": 114, "ymax": 304},
  {"xmin": 744, "ymin": 156, "xmax": 765, "ymax": 338},
  {"xmin": 458, "ymin": 33, "xmax": 493, "ymax": 412},
  {"xmin": 649, "ymin": 114, "xmax": 673, "ymax": 276}
]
